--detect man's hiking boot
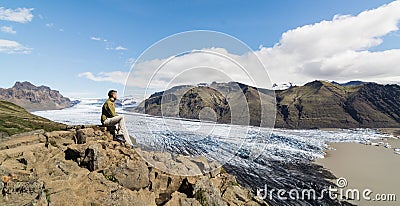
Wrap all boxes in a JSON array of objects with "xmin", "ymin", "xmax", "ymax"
[{"xmin": 113, "ymin": 134, "xmax": 126, "ymax": 143}]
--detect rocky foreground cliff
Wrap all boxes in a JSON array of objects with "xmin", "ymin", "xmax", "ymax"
[
  {"xmin": 0, "ymin": 81, "xmax": 75, "ymax": 111},
  {"xmin": 0, "ymin": 125, "xmax": 267, "ymax": 206}
]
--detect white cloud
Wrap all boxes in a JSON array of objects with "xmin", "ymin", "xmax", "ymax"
[
  {"xmin": 80, "ymin": 0, "xmax": 400, "ymax": 90},
  {"xmin": 90, "ymin": 36, "xmax": 102, "ymax": 41},
  {"xmin": 256, "ymin": 0, "xmax": 400, "ymax": 85},
  {"xmin": 90, "ymin": 36, "xmax": 109, "ymax": 42},
  {"xmin": 114, "ymin": 46, "xmax": 127, "ymax": 50},
  {"xmin": 0, "ymin": 39, "xmax": 32, "ymax": 54},
  {"xmin": 45, "ymin": 23, "xmax": 54, "ymax": 28},
  {"xmin": 1, "ymin": 26, "xmax": 16, "ymax": 34},
  {"xmin": 91, "ymin": 36, "xmax": 125, "ymax": 51},
  {"xmin": 78, "ymin": 71, "xmax": 128, "ymax": 84},
  {"xmin": 107, "ymin": 46, "xmax": 128, "ymax": 51},
  {"xmin": 0, "ymin": 7, "xmax": 34, "ymax": 23},
  {"xmin": 123, "ymin": 47, "xmax": 272, "ymax": 90}
]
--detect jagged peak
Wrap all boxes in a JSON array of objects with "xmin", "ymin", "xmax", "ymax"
[
  {"xmin": 13, "ymin": 81, "xmax": 36, "ymax": 89},
  {"xmin": 303, "ymin": 80, "xmax": 326, "ymax": 88},
  {"xmin": 12, "ymin": 81, "xmax": 53, "ymax": 91}
]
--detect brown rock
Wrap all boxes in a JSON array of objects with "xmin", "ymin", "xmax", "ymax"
[
  {"xmin": 76, "ymin": 128, "xmax": 95, "ymax": 144},
  {"xmin": 193, "ymin": 176, "xmax": 227, "ymax": 206},
  {"xmin": 149, "ymin": 169, "xmax": 184, "ymax": 205},
  {"xmin": 164, "ymin": 191, "xmax": 201, "ymax": 206},
  {"xmin": 10, "ymin": 173, "xmax": 17, "ymax": 180},
  {"xmin": 45, "ymin": 130, "xmax": 75, "ymax": 147},
  {"xmin": 113, "ymin": 158, "xmax": 150, "ymax": 191},
  {"xmin": 222, "ymin": 185, "xmax": 252, "ymax": 205},
  {"xmin": 1, "ymin": 176, "xmax": 10, "ymax": 183}
]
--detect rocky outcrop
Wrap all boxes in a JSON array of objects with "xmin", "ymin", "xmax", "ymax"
[
  {"xmin": 0, "ymin": 125, "xmax": 266, "ymax": 205},
  {"xmin": 0, "ymin": 81, "xmax": 76, "ymax": 111}
]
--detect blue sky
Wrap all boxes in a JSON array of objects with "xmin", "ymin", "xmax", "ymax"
[{"xmin": 0, "ymin": 0, "xmax": 399, "ymax": 98}]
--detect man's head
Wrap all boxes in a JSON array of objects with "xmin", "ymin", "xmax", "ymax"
[{"xmin": 108, "ymin": 90, "xmax": 118, "ymax": 99}]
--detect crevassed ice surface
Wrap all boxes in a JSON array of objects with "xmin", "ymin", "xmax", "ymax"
[{"xmin": 33, "ymin": 98, "xmax": 390, "ymax": 163}]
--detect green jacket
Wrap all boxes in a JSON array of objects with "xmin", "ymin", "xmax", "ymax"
[{"xmin": 101, "ymin": 98, "xmax": 117, "ymax": 124}]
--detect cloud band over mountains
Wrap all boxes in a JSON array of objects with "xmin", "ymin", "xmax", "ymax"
[{"xmin": 80, "ymin": 0, "xmax": 400, "ymax": 89}]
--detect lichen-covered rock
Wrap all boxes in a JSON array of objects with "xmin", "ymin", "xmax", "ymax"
[{"xmin": 193, "ymin": 175, "xmax": 227, "ymax": 206}]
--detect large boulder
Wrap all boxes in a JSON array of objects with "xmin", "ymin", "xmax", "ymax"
[{"xmin": 111, "ymin": 158, "xmax": 150, "ymax": 191}]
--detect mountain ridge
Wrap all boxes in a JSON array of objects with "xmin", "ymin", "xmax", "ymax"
[
  {"xmin": 0, "ymin": 81, "xmax": 75, "ymax": 111},
  {"xmin": 135, "ymin": 80, "xmax": 400, "ymax": 128}
]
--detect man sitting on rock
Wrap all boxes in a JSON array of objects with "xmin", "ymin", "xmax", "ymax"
[{"xmin": 101, "ymin": 90, "xmax": 134, "ymax": 147}]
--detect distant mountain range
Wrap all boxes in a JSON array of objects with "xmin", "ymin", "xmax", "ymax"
[
  {"xmin": 331, "ymin": 80, "xmax": 371, "ymax": 87},
  {"xmin": 135, "ymin": 80, "xmax": 400, "ymax": 128},
  {"xmin": 0, "ymin": 81, "xmax": 76, "ymax": 111}
]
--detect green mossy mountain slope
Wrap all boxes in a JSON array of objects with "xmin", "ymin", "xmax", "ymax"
[
  {"xmin": 0, "ymin": 100, "xmax": 65, "ymax": 136},
  {"xmin": 136, "ymin": 81, "xmax": 400, "ymax": 128}
]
